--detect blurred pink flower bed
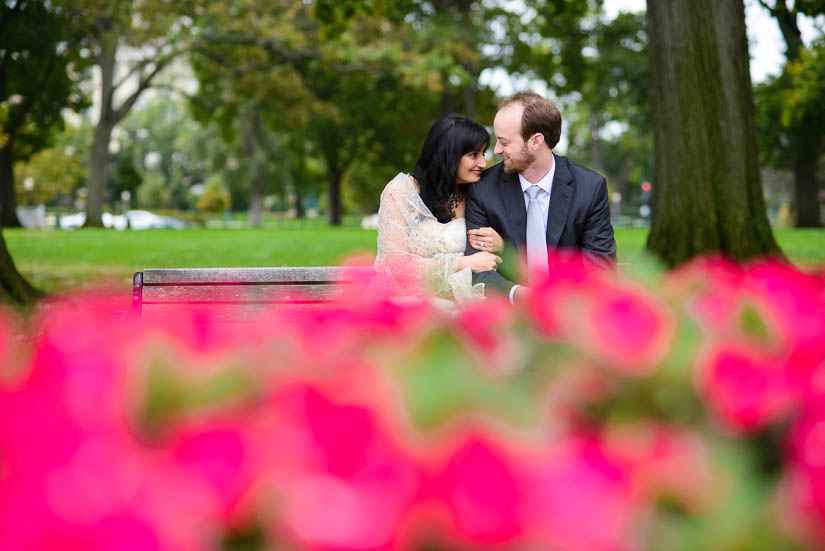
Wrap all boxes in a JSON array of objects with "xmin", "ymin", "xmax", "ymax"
[{"xmin": 1, "ymin": 254, "xmax": 824, "ymax": 550}]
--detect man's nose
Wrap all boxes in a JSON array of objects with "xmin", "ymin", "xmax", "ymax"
[{"xmin": 493, "ymin": 142, "xmax": 502, "ymax": 155}]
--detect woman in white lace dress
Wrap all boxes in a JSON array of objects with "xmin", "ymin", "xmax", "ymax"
[{"xmin": 374, "ymin": 115, "xmax": 505, "ymax": 306}]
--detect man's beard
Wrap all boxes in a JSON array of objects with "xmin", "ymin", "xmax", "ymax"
[{"xmin": 502, "ymin": 145, "xmax": 536, "ymax": 174}]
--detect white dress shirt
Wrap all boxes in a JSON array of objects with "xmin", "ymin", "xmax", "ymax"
[{"xmin": 509, "ymin": 158, "xmax": 556, "ymax": 304}]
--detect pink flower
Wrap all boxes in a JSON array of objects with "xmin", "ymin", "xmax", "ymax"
[
  {"xmin": 261, "ymin": 384, "xmax": 423, "ymax": 550},
  {"xmin": 696, "ymin": 344, "xmax": 798, "ymax": 433},
  {"xmin": 524, "ymin": 434, "xmax": 638, "ymax": 549},
  {"xmin": 779, "ymin": 404, "xmax": 825, "ymax": 546},
  {"xmin": 605, "ymin": 423, "xmax": 715, "ymax": 511},
  {"xmin": 417, "ymin": 432, "xmax": 639, "ymax": 549},
  {"xmin": 455, "ymin": 296, "xmax": 521, "ymax": 375},
  {"xmin": 529, "ymin": 254, "xmax": 674, "ymax": 374}
]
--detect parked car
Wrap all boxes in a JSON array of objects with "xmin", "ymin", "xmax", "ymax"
[
  {"xmin": 124, "ymin": 210, "xmax": 184, "ymax": 230},
  {"xmin": 57, "ymin": 210, "xmax": 184, "ymax": 230}
]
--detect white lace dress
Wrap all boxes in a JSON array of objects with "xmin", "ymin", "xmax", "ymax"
[{"xmin": 374, "ymin": 173, "xmax": 485, "ymax": 307}]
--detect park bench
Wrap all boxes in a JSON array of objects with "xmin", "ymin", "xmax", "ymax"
[{"xmin": 132, "ymin": 266, "xmax": 373, "ymax": 321}]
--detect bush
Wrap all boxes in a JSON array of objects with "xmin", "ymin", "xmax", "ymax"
[
  {"xmin": 1, "ymin": 254, "xmax": 824, "ymax": 549},
  {"xmin": 196, "ymin": 175, "xmax": 231, "ymax": 213}
]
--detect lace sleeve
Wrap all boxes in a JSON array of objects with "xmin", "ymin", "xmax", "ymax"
[{"xmin": 375, "ymin": 175, "xmax": 461, "ymax": 294}]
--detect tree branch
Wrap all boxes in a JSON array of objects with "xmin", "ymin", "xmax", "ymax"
[
  {"xmin": 110, "ymin": 54, "xmax": 175, "ymax": 124},
  {"xmin": 194, "ymin": 46, "xmax": 276, "ymax": 78},
  {"xmin": 112, "ymin": 39, "xmax": 185, "ymax": 91},
  {"xmin": 197, "ymin": 33, "xmax": 375, "ymax": 75}
]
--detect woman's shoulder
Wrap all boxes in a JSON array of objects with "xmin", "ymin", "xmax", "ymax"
[{"xmin": 381, "ymin": 172, "xmax": 416, "ymax": 199}]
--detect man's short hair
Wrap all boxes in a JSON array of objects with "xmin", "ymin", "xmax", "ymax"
[{"xmin": 499, "ymin": 91, "xmax": 562, "ymax": 149}]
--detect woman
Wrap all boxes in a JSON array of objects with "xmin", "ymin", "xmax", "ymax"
[{"xmin": 374, "ymin": 114, "xmax": 505, "ymax": 306}]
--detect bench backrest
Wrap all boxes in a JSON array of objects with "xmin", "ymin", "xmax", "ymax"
[{"xmin": 133, "ymin": 266, "xmax": 373, "ymax": 321}]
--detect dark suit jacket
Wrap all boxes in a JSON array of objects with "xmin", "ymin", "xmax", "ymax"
[{"xmin": 464, "ymin": 154, "xmax": 617, "ymax": 294}]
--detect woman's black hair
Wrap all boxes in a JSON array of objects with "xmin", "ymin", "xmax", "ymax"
[{"xmin": 413, "ymin": 114, "xmax": 489, "ymax": 223}]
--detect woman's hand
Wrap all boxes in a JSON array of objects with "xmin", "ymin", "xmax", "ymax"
[
  {"xmin": 467, "ymin": 227, "xmax": 505, "ymax": 253},
  {"xmin": 457, "ymin": 252, "xmax": 502, "ymax": 273}
]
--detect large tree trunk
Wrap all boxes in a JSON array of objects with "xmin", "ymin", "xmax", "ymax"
[
  {"xmin": 0, "ymin": 137, "xmax": 22, "ymax": 228},
  {"xmin": 0, "ymin": 228, "xmax": 41, "ymax": 306},
  {"xmin": 645, "ymin": 0, "xmax": 780, "ymax": 267}
]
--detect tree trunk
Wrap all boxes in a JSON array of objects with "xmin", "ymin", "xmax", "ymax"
[
  {"xmin": 588, "ymin": 116, "xmax": 604, "ymax": 174},
  {"xmin": 248, "ymin": 168, "xmax": 263, "ymax": 227},
  {"xmin": 243, "ymin": 106, "xmax": 263, "ymax": 228},
  {"xmin": 0, "ymin": 137, "xmax": 22, "ymax": 228},
  {"xmin": 84, "ymin": 33, "xmax": 118, "ymax": 228},
  {"xmin": 793, "ymin": 157, "xmax": 821, "ymax": 227},
  {"xmin": 327, "ymin": 166, "xmax": 342, "ymax": 226},
  {"xmin": 771, "ymin": 0, "xmax": 803, "ymax": 62},
  {"xmin": 294, "ymin": 187, "xmax": 305, "ymax": 219},
  {"xmin": 0, "ymin": 228, "xmax": 41, "ymax": 306},
  {"xmin": 645, "ymin": 0, "xmax": 780, "ymax": 267},
  {"xmin": 764, "ymin": 1, "xmax": 822, "ymax": 228},
  {"xmin": 85, "ymin": 121, "xmax": 114, "ymax": 227}
]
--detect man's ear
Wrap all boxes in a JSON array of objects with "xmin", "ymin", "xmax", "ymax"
[{"xmin": 529, "ymin": 132, "xmax": 545, "ymax": 150}]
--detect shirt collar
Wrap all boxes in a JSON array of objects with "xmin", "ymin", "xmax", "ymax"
[{"xmin": 518, "ymin": 154, "xmax": 556, "ymax": 194}]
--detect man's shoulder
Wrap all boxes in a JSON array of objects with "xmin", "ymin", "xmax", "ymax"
[
  {"xmin": 469, "ymin": 162, "xmax": 505, "ymax": 196},
  {"xmin": 557, "ymin": 155, "xmax": 606, "ymax": 187}
]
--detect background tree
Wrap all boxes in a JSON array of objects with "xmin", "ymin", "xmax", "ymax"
[
  {"xmin": 63, "ymin": 0, "xmax": 194, "ymax": 227},
  {"xmin": 194, "ymin": 0, "xmax": 496, "ymax": 226},
  {"xmin": 0, "ymin": 0, "xmax": 87, "ymax": 227},
  {"xmin": 754, "ymin": 0, "xmax": 825, "ymax": 227},
  {"xmin": 0, "ymin": 0, "xmax": 84, "ymax": 305},
  {"xmin": 645, "ymin": 0, "xmax": 779, "ymax": 266},
  {"xmin": 488, "ymin": 2, "xmax": 651, "ymax": 217}
]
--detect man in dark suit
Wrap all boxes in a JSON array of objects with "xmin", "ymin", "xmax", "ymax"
[{"xmin": 464, "ymin": 91, "xmax": 616, "ymax": 303}]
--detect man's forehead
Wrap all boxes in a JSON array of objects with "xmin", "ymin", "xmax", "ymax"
[{"xmin": 494, "ymin": 104, "xmax": 522, "ymax": 131}]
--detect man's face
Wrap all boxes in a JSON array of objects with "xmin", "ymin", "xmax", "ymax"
[{"xmin": 493, "ymin": 104, "xmax": 535, "ymax": 174}]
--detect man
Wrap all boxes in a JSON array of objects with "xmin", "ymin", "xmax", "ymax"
[{"xmin": 464, "ymin": 91, "xmax": 616, "ymax": 303}]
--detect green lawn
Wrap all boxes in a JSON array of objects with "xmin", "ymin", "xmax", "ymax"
[{"xmin": 5, "ymin": 226, "xmax": 824, "ymax": 294}]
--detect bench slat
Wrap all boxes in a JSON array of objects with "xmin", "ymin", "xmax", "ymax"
[
  {"xmin": 142, "ymin": 283, "xmax": 340, "ymax": 304},
  {"xmin": 142, "ymin": 267, "xmax": 371, "ymax": 285}
]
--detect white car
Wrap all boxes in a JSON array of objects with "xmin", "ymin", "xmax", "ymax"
[
  {"xmin": 360, "ymin": 213, "xmax": 379, "ymax": 230},
  {"xmin": 125, "ymin": 210, "xmax": 184, "ymax": 230}
]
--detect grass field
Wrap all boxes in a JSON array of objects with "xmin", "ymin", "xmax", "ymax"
[{"xmin": 5, "ymin": 226, "xmax": 824, "ymax": 294}]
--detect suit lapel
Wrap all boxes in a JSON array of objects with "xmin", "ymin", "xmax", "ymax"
[
  {"xmin": 546, "ymin": 155, "xmax": 573, "ymax": 247},
  {"xmin": 497, "ymin": 169, "xmax": 527, "ymax": 248}
]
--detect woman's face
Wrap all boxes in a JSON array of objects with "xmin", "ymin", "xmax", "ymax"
[{"xmin": 455, "ymin": 147, "xmax": 488, "ymax": 185}]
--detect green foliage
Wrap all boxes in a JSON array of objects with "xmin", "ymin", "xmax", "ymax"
[
  {"xmin": 0, "ymin": 1, "xmax": 90, "ymax": 160},
  {"xmin": 755, "ymin": 37, "xmax": 825, "ymax": 168},
  {"xmin": 14, "ymin": 146, "xmax": 86, "ymax": 205},
  {"xmin": 113, "ymin": 155, "xmax": 142, "ymax": 198}
]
